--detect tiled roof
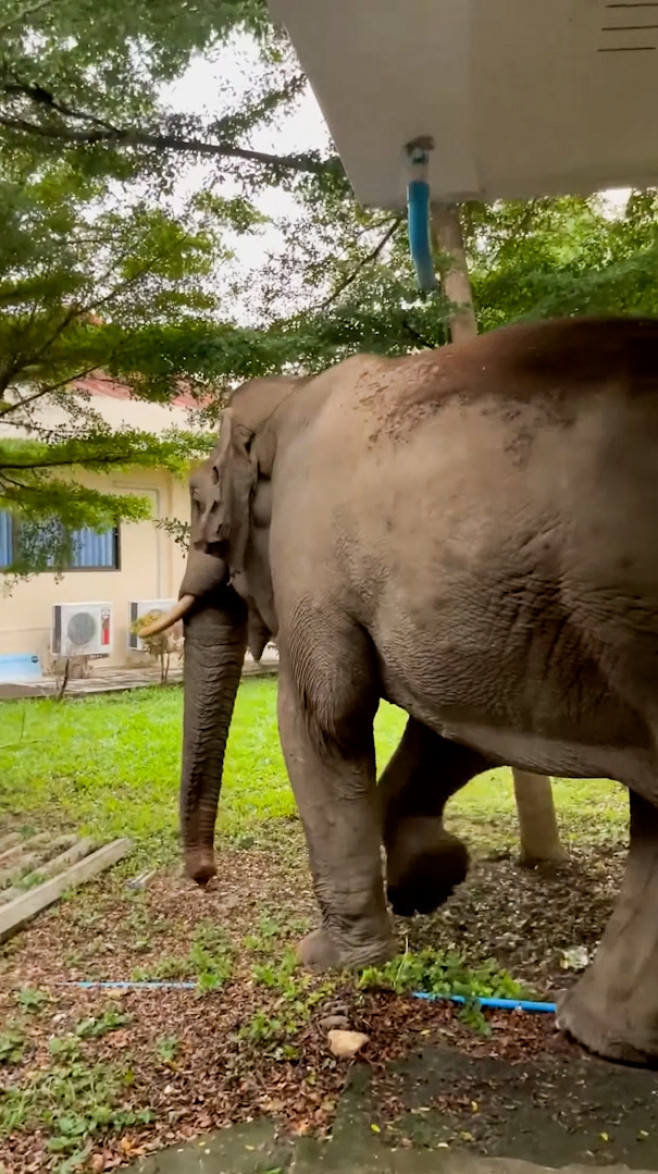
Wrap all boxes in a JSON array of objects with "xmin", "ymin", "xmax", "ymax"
[{"xmin": 74, "ymin": 373, "xmax": 206, "ymax": 410}]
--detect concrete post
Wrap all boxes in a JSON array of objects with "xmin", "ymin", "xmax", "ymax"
[{"xmin": 430, "ymin": 201, "xmax": 566, "ymax": 867}]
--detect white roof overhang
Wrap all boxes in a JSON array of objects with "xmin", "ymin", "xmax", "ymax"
[{"xmin": 268, "ymin": 0, "xmax": 658, "ymax": 208}]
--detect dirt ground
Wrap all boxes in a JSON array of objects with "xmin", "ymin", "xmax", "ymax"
[{"xmin": 2, "ymin": 822, "xmax": 652, "ymax": 1174}]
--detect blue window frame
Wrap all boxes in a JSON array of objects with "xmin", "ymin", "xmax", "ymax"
[{"xmin": 0, "ymin": 511, "xmax": 119, "ymax": 572}]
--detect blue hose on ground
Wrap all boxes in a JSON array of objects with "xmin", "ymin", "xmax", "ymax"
[
  {"xmin": 62, "ymin": 980, "xmax": 196, "ymax": 990},
  {"xmin": 59, "ymin": 981, "xmax": 556, "ymax": 1012},
  {"xmin": 412, "ymin": 991, "xmax": 556, "ymax": 1013}
]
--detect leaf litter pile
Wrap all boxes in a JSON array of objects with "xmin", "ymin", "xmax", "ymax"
[{"xmin": 0, "ymin": 821, "xmax": 629, "ymax": 1173}]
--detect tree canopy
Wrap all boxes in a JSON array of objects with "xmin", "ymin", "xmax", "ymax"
[
  {"xmin": 252, "ymin": 189, "xmax": 658, "ymax": 370},
  {"xmin": 0, "ymin": 0, "xmax": 340, "ymax": 188},
  {"xmin": 2, "ymin": 0, "xmax": 658, "ymax": 574},
  {"xmin": 0, "ymin": 0, "xmax": 335, "ymax": 573}
]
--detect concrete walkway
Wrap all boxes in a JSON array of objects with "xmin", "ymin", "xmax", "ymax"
[
  {"xmin": 132, "ymin": 1134, "xmax": 655, "ymax": 1174},
  {"xmin": 0, "ymin": 650, "xmax": 278, "ymax": 700},
  {"xmin": 128, "ymin": 1045, "xmax": 658, "ymax": 1174}
]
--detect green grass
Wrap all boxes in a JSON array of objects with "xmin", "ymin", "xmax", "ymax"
[
  {"xmin": 0, "ymin": 1024, "xmax": 152, "ymax": 1171},
  {"xmin": 358, "ymin": 948, "xmax": 530, "ymax": 1036},
  {"xmin": 0, "ymin": 680, "xmax": 297, "ymax": 849},
  {"xmin": 131, "ymin": 922, "xmax": 234, "ymax": 991},
  {"xmin": 0, "ymin": 679, "xmax": 627, "ymax": 855}
]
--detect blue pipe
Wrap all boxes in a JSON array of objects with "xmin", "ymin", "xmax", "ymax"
[
  {"xmin": 59, "ymin": 981, "xmax": 555, "ymax": 1013},
  {"xmin": 62, "ymin": 980, "xmax": 196, "ymax": 990},
  {"xmin": 407, "ymin": 176, "xmax": 437, "ymax": 293},
  {"xmin": 413, "ymin": 991, "xmax": 556, "ymax": 1013}
]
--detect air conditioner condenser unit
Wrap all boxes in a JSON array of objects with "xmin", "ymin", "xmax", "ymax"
[
  {"xmin": 129, "ymin": 599, "xmax": 176, "ymax": 651},
  {"xmin": 51, "ymin": 602, "xmax": 113, "ymax": 657}
]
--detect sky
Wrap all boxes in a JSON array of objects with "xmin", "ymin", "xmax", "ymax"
[{"xmin": 163, "ymin": 34, "xmax": 330, "ymax": 282}]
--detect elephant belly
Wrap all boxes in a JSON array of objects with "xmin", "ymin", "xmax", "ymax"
[
  {"xmin": 427, "ymin": 720, "xmax": 651, "ymax": 783},
  {"xmin": 383, "ymin": 674, "xmax": 650, "ymax": 783},
  {"xmin": 371, "ymin": 596, "xmax": 651, "ymax": 784}
]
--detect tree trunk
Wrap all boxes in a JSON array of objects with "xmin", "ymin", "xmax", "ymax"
[{"xmin": 430, "ymin": 201, "xmax": 567, "ymax": 868}]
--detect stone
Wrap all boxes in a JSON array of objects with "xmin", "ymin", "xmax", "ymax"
[
  {"xmin": 126, "ymin": 1119, "xmax": 292, "ymax": 1173},
  {"xmin": 320, "ymin": 1014, "xmax": 350, "ymax": 1032},
  {"xmin": 327, "ymin": 1029, "xmax": 370, "ymax": 1058}
]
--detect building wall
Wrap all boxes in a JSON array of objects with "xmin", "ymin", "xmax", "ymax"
[{"xmin": 0, "ymin": 469, "xmax": 190, "ymax": 671}]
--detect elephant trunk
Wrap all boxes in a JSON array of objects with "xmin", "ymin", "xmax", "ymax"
[{"xmin": 180, "ymin": 587, "xmax": 248, "ymax": 883}]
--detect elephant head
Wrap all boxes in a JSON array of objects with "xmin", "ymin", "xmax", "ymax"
[{"xmin": 141, "ymin": 376, "xmax": 300, "ymax": 884}]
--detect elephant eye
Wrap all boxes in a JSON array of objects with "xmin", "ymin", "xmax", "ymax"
[{"xmin": 211, "ymin": 466, "xmax": 219, "ymax": 485}]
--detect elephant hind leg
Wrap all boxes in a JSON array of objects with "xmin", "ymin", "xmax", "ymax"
[
  {"xmin": 557, "ymin": 789, "xmax": 658, "ymax": 1065},
  {"xmin": 381, "ymin": 719, "xmax": 492, "ymax": 917}
]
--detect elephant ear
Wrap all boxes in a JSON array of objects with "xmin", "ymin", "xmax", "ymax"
[{"xmin": 199, "ymin": 408, "xmax": 256, "ymax": 574}]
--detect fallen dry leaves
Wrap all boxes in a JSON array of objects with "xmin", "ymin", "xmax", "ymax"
[{"xmin": 0, "ymin": 827, "xmax": 624, "ymax": 1173}]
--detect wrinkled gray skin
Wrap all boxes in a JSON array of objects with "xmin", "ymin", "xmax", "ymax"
[{"xmin": 175, "ymin": 317, "xmax": 658, "ymax": 1066}]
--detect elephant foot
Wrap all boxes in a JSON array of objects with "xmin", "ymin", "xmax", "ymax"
[
  {"xmin": 556, "ymin": 793, "xmax": 658, "ymax": 1066},
  {"xmin": 386, "ymin": 816, "xmax": 469, "ymax": 917},
  {"xmin": 184, "ymin": 846, "xmax": 216, "ymax": 885},
  {"xmin": 297, "ymin": 926, "xmax": 396, "ymax": 972},
  {"xmin": 556, "ymin": 985, "xmax": 658, "ymax": 1067}
]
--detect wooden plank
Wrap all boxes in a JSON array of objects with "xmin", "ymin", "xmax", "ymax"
[
  {"xmin": 0, "ymin": 838, "xmax": 132, "ymax": 941},
  {"xmin": 0, "ymin": 835, "xmax": 77, "ymax": 887},
  {"xmin": 0, "ymin": 833, "xmax": 21, "ymax": 854},
  {"xmin": 0, "ymin": 852, "xmax": 42, "ymax": 888},
  {"xmin": 0, "ymin": 831, "xmax": 59, "ymax": 868},
  {"xmin": 0, "ymin": 838, "xmax": 96, "ymax": 906}
]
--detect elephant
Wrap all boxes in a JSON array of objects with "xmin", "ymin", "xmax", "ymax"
[{"xmin": 144, "ymin": 315, "xmax": 658, "ymax": 1066}]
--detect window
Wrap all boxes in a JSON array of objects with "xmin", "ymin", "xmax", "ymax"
[
  {"xmin": 0, "ymin": 511, "xmax": 120, "ymax": 572},
  {"xmin": 68, "ymin": 527, "xmax": 119, "ymax": 570}
]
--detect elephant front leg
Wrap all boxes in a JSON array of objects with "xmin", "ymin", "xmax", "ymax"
[
  {"xmin": 277, "ymin": 664, "xmax": 396, "ymax": 971},
  {"xmin": 381, "ymin": 719, "xmax": 491, "ymax": 917},
  {"xmin": 557, "ymin": 790, "xmax": 658, "ymax": 1064}
]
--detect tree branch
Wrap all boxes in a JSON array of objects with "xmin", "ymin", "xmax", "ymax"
[
  {"xmin": 2, "ymin": 80, "xmax": 122, "ymax": 133},
  {"xmin": 0, "ymin": 256, "xmax": 154, "ymax": 411},
  {"xmin": 0, "ymin": 471, "xmax": 31, "ymax": 490},
  {"xmin": 0, "ymin": 454, "xmax": 139, "ymax": 469},
  {"xmin": 0, "ymin": 111, "xmax": 340, "ymax": 178},
  {"xmin": 0, "ymin": 0, "xmax": 61, "ymax": 34},
  {"xmin": 401, "ymin": 317, "xmax": 436, "ymax": 349},
  {"xmin": 0, "ymin": 304, "xmax": 83, "ymax": 398},
  {"xmin": 0, "ymin": 361, "xmax": 106, "ymax": 417},
  {"xmin": 315, "ymin": 216, "xmax": 403, "ymax": 311},
  {"xmin": 0, "ymin": 355, "xmax": 28, "ymax": 399},
  {"xmin": 206, "ymin": 73, "xmax": 307, "ymax": 143}
]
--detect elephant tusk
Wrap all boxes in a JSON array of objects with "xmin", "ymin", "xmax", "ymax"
[{"xmin": 139, "ymin": 594, "xmax": 195, "ymax": 637}]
